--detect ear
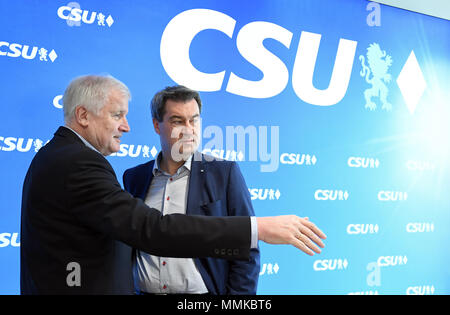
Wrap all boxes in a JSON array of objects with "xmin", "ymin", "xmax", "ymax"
[
  {"xmin": 153, "ymin": 118, "xmax": 161, "ymax": 135},
  {"xmin": 74, "ymin": 106, "xmax": 90, "ymax": 127}
]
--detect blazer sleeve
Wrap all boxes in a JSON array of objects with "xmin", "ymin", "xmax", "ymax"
[
  {"xmin": 122, "ymin": 168, "xmax": 134, "ymax": 193},
  {"xmin": 225, "ymin": 162, "xmax": 260, "ymax": 294},
  {"xmin": 64, "ymin": 149, "xmax": 251, "ymax": 260}
]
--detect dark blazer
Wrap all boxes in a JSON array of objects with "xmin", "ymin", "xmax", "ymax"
[
  {"xmin": 20, "ymin": 127, "xmax": 251, "ymax": 294},
  {"xmin": 123, "ymin": 152, "xmax": 260, "ymax": 294}
]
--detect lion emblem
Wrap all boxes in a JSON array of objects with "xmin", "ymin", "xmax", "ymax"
[
  {"xmin": 359, "ymin": 43, "xmax": 393, "ymax": 111},
  {"xmin": 33, "ymin": 139, "xmax": 43, "ymax": 152}
]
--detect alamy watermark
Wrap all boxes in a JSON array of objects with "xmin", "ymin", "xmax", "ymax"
[
  {"xmin": 66, "ymin": 262, "xmax": 81, "ymax": 287},
  {"xmin": 169, "ymin": 119, "xmax": 280, "ymax": 172},
  {"xmin": 366, "ymin": 1, "xmax": 381, "ymax": 27}
]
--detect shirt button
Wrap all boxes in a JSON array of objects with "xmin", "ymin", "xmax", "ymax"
[{"xmin": 170, "ymin": 178, "xmax": 173, "ymax": 181}]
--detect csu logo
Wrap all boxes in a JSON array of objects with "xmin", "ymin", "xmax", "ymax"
[
  {"xmin": 110, "ymin": 144, "xmax": 157, "ymax": 158},
  {"xmin": 377, "ymin": 255, "xmax": 407, "ymax": 267},
  {"xmin": 280, "ymin": 153, "xmax": 317, "ymax": 166},
  {"xmin": 57, "ymin": 3, "xmax": 114, "ymax": 27},
  {"xmin": 161, "ymin": 9, "xmax": 426, "ymax": 111},
  {"xmin": 202, "ymin": 149, "xmax": 244, "ymax": 162},
  {"xmin": 161, "ymin": 8, "xmax": 357, "ymax": 104},
  {"xmin": 347, "ymin": 224, "xmax": 379, "ymax": 235},
  {"xmin": 313, "ymin": 258, "xmax": 348, "ymax": 271},
  {"xmin": 0, "ymin": 136, "xmax": 47, "ymax": 153},
  {"xmin": 347, "ymin": 157, "xmax": 379, "ymax": 168},
  {"xmin": 406, "ymin": 160, "xmax": 435, "ymax": 172},
  {"xmin": 314, "ymin": 189, "xmax": 349, "ymax": 201},
  {"xmin": 248, "ymin": 188, "xmax": 281, "ymax": 201},
  {"xmin": 0, "ymin": 233, "xmax": 20, "ymax": 248},
  {"xmin": 406, "ymin": 222, "xmax": 434, "ymax": 233},
  {"xmin": 377, "ymin": 191, "xmax": 408, "ymax": 201},
  {"xmin": 0, "ymin": 41, "xmax": 57, "ymax": 62},
  {"xmin": 406, "ymin": 285, "xmax": 435, "ymax": 295}
]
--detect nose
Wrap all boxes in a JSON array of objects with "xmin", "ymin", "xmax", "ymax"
[
  {"xmin": 120, "ymin": 117, "xmax": 130, "ymax": 133},
  {"xmin": 184, "ymin": 119, "xmax": 197, "ymax": 134},
  {"xmin": 180, "ymin": 126, "xmax": 195, "ymax": 140},
  {"xmin": 183, "ymin": 124, "xmax": 193, "ymax": 134}
]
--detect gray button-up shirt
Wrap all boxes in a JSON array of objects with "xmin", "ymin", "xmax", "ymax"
[{"xmin": 133, "ymin": 153, "xmax": 209, "ymax": 294}]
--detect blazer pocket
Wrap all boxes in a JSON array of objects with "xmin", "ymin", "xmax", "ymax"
[{"xmin": 200, "ymin": 199, "xmax": 225, "ymax": 216}]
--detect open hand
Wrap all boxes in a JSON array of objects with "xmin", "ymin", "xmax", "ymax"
[{"xmin": 256, "ymin": 215, "xmax": 326, "ymax": 256}]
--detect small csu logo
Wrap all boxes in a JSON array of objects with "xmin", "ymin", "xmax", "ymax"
[
  {"xmin": 0, "ymin": 41, "xmax": 57, "ymax": 62},
  {"xmin": 314, "ymin": 189, "xmax": 349, "ymax": 201},
  {"xmin": 406, "ymin": 222, "xmax": 434, "ymax": 233},
  {"xmin": 347, "ymin": 224, "xmax": 379, "ymax": 235},
  {"xmin": 0, "ymin": 136, "xmax": 48, "ymax": 153},
  {"xmin": 377, "ymin": 255, "xmax": 408, "ymax": 267},
  {"xmin": 248, "ymin": 188, "xmax": 281, "ymax": 201},
  {"xmin": 347, "ymin": 157, "xmax": 379, "ymax": 168},
  {"xmin": 57, "ymin": 2, "xmax": 114, "ymax": 27},
  {"xmin": 377, "ymin": 190, "xmax": 408, "ymax": 201},
  {"xmin": 110, "ymin": 144, "xmax": 158, "ymax": 158},
  {"xmin": 406, "ymin": 285, "xmax": 435, "ymax": 295},
  {"xmin": 313, "ymin": 258, "xmax": 348, "ymax": 271},
  {"xmin": 280, "ymin": 153, "xmax": 317, "ymax": 166}
]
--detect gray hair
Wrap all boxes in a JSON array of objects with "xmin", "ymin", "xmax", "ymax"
[
  {"xmin": 151, "ymin": 85, "xmax": 202, "ymax": 122},
  {"xmin": 63, "ymin": 75, "xmax": 131, "ymax": 123}
]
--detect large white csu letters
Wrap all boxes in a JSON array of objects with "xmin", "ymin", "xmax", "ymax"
[
  {"xmin": 161, "ymin": 9, "xmax": 358, "ymax": 105},
  {"xmin": 292, "ymin": 32, "xmax": 357, "ymax": 106},
  {"xmin": 160, "ymin": 9, "xmax": 236, "ymax": 91},
  {"xmin": 226, "ymin": 21, "xmax": 293, "ymax": 98}
]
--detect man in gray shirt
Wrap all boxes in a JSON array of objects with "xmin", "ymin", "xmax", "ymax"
[{"xmin": 123, "ymin": 86, "xmax": 261, "ymax": 294}]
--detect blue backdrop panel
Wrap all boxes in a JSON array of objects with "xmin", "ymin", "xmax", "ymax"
[{"xmin": 0, "ymin": 0, "xmax": 449, "ymax": 294}]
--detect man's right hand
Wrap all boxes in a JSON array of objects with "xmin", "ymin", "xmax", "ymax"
[{"xmin": 256, "ymin": 215, "xmax": 327, "ymax": 256}]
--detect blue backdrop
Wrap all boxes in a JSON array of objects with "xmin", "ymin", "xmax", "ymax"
[{"xmin": 1, "ymin": 0, "xmax": 449, "ymax": 295}]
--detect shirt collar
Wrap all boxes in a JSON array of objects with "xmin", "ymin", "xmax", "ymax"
[
  {"xmin": 63, "ymin": 125, "xmax": 101, "ymax": 154},
  {"xmin": 153, "ymin": 151, "xmax": 192, "ymax": 176}
]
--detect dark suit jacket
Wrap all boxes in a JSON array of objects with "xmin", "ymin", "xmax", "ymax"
[
  {"xmin": 123, "ymin": 152, "xmax": 260, "ymax": 294},
  {"xmin": 20, "ymin": 127, "xmax": 251, "ymax": 294}
]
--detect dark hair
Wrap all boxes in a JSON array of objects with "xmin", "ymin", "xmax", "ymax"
[{"xmin": 151, "ymin": 85, "xmax": 202, "ymax": 122}]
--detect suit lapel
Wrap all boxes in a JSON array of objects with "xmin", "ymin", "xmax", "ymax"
[{"xmin": 136, "ymin": 160, "xmax": 155, "ymax": 201}]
